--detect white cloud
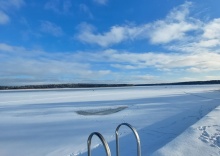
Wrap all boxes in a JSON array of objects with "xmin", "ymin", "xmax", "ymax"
[
  {"xmin": 197, "ymin": 39, "xmax": 220, "ymax": 48},
  {"xmin": 159, "ymin": 52, "xmax": 220, "ymax": 72},
  {"xmin": 148, "ymin": 2, "xmax": 199, "ymax": 44},
  {"xmin": 99, "ymin": 50, "xmax": 171, "ymax": 68},
  {"xmin": 193, "ymin": 18, "xmax": 220, "ymax": 48},
  {"xmin": 111, "ymin": 64, "xmax": 139, "ymax": 70},
  {"xmin": 0, "ymin": 43, "xmax": 114, "ymax": 85},
  {"xmin": 77, "ymin": 24, "xmax": 130, "ymax": 47},
  {"xmin": 205, "ymin": 75, "xmax": 220, "ymax": 80},
  {"xmin": 76, "ymin": 22, "xmax": 151, "ymax": 47},
  {"xmin": 75, "ymin": 1, "xmax": 220, "ymax": 52},
  {"xmin": 93, "ymin": 0, "xmax": 108, "ymax": 5},
  {"xmin": 0, "ymin": 11, "xmax": 10, "ymax": 24},
  {"xmin": 148, "ymin": 21, "xmax": 197, "ymax": 44},
  {"xmin": 40, "ymin": 21, "xmax": 64, "ymax": 37},
  {"xmin": 203, "ymin": 18, "xmax": 220, "ymax": 39},
  {"xmin": 167, "ymin": 17, "xmax": 220, "ymax": 52},
  {"xmin": 1, "ymin": 42, "xmax": 220, "ymax": 85},
  {"xmin": 71, "ymin": 48, "xmax": 220, "ymax": 75},
  {"xmin": 180, "ymin": 75, "xmax": 220, "ymax": 82},
  {"xmin": 90, "ymin": 50, "xmax": 220, "ymax": 73},
  {"xmin": 0, "ymin": 43, "xmax": 14, "ymax": 51},
  {"xmin": 186, "ymin": 67, "xmax": 203, "ymax": 73},
  {"xmin": 76, "ymin": 2, "xmax": 199, "ymax": 47},
  {"xmin": 180, "ymin": 77, "xmax": 200, "ymax": 82},
  {"xmin": 133, "ymin": 74, "xmax": 158, "ymax": 81}
]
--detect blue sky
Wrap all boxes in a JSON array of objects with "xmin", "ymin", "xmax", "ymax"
[{"xmin": 1, "ymin": 0, "xmax": 220, "ymax": 85}]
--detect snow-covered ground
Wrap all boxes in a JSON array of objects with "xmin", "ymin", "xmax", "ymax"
[
  {"xmin": 0, "ymin": 85, "xmax": 219, "ymax": 156},
  {"xmin": 152, "ymin": 104, "xmax": 220, "ymax": 156}
]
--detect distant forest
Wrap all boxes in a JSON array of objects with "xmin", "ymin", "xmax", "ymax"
[{"xmin": 0, "ymin": 80, "xmax": 220, "ymax": 90}]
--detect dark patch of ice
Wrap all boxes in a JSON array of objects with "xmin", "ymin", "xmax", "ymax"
[{"xmin": 75, "ymin": 106, "xmax": 128, "ymax": 116}]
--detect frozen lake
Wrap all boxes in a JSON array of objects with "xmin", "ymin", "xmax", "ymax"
[{"xmin": 0, "ymin": 85, "xmax": 220, "ymax": 156}]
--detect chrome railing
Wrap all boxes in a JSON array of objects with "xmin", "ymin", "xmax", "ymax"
[
  {"xmin": 115, "ymin": 123, "xmax": 141, "ymax": 156},
  {"xmin": 87, "ymin": 123, "xmax": 141, "ymax": 156},
  {"xmin": 87, "ymin": 132, "xmax": 111, "ymax": 156}
]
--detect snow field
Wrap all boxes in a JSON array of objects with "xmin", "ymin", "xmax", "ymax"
[
  {"xmin": 152, "ymin": 105, "xmax": 220, "ymax": 156},
  {"xmin": 0, "ymin": 85, "xmax": 219, "ymax": 156}
]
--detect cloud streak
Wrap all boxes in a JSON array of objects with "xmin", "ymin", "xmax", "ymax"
[
  {"xmin": 93, "ymin": 50, "xmax": 220, "ymax": 73},
  {"xmin": 0, "ymin": 43, "xmax": 112, "ymax": 85},
  {"xmin": 147, "ymin": 2, "xmax": 199, "ymax": 44},
  {"xmin": 0, "ymin": 11, "xmax": 9, "ymax": 24},
  {"xmin": 76, "ymin": 23, "xmax": 141, "ymax": 47},
  {"xmin": 44, "ymin": 0, "xmax": 72, "ymax": 14},
  {"xmin": 76, "ymin": 2, "xmax": 199, "ymax": 47},
  {"xmin": 40, "ymin": 21, "xmax": 64, "ymax": 37},
  {"xmin": 93, "ymin": 0, "xmax": 108, "ymax": 5},
  {"xmin": 1, "ymin": 41, "xmax": 220, "ymax": 85},
  {"xmin": 0, "ymin": 0, "xmax": 25, "ymax": 25},
  {"xmin": 79, "ymin": 4, "xmax": 93, "ymax": 19},
  {"xmin": 0, "ymin": 0, "xmax": 25, "ymax": 10}
]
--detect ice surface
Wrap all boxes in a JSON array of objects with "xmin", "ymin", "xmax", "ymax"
[{"xmin": 0, "ymin": 85, "xmax": 220, "ymax": 156}]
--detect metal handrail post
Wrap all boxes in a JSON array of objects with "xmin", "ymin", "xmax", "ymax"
[
  {"xmin": 115, "ymin": 123, "xmax": 141, "ymax": 156},
  {"xmin": 87, "ymin": 132, "xmax": 111, "ymax": 156}
]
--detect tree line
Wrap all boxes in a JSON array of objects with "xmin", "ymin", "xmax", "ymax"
[{"xmin": 0, "ymin": 80, "xmax": 220, "ymax": 90}]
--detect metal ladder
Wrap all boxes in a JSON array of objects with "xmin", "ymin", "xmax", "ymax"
[
  {"xmin": 87, "ymin": 123, "xmax": 141, "ymax": 156},
  {"xmin": 87, "ymin": 132, "xmax": 111, "ymax": 156}
]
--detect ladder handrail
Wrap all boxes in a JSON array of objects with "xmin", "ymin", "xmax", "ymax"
[
  {"xmin": 87, "ymin": 132, "xmax": 111, "ymax": 156},
  {"xmin": 115, "ymin": 123, "xmax": 141, "ymax": 156}
]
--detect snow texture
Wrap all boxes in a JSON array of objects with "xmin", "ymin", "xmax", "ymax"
[
  {"xmin": 152, "ymin": 105, "xmax": 220, "ymax": 156},
  {"xmin": 0, "ymin": 85, "xmax": 220, "ymax": 156}
]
